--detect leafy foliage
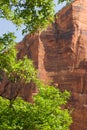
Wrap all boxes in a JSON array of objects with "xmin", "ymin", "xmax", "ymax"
[
  {"xmin": 0, "ymin": 33, "xmax": 38, "ymax": 100},
  {"xmin": 0, "ymin": 0, "xmax": 72, "ymax": 33},
  {"xmin": 58, "ymin": 0, "xmax": 72, "ymax": 4},
  {"xmin": 0, "ymin": 0, "xmax": 73, "ymax": 130},
  {"xmin": 0, "ymin": 85, "xmax": 72, "ymax": 130},
  {"xmin": 0, "ymin": 33, "xmax": 37, "ymax": 84}
]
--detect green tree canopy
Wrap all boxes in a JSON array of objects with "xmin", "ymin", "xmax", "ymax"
[
  {"xmin": 0, "ymin": 0, "xmax": 72, "ymax": 130},
  {"xmin": 0, "ymin": 85, "xmax": 72, "ymax": 130},
  {"xmin": 0, "ymin": 0, "xmax": 72, "ymax": 99},
  {"xmin": 0, "ymin": 0, "xmax": 72, "ymax": 33}
]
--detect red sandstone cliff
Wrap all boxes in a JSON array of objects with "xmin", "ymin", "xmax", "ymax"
[
  {"xmin": 0, "ymin": 0, "xmax": 87, "ymax": 130},
  {"xmin": 17, "ymin": 0, "xmax": 87, "ymax": 130}
]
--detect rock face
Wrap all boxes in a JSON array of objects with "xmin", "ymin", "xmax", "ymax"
[
  {"xmin": 0, "ymin": 0, "xmax": 87, "ymax": 130},
  {"xmin": 17, "ymin": 0, "xmax": 87, "ymax": 130}
]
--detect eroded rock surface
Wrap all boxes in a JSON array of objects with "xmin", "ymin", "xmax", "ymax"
[
  {"xmin": 0, "ymin": 0, "xmax": 87, "ymax": 130},
  {"xmin": 18, "ymin": 1, "xmax": 87, "ymax": 129}
]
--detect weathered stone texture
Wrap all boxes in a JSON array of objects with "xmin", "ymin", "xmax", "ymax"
[
  {"xmin": 0, "ymin": 0, "xmax": 87, "ymax": 130},
  {"xmin": 17, "ymin": 1, "xmax": 87, "ymax": 130}
]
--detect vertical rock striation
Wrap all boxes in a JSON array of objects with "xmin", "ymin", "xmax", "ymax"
[
  {"xmin": 0, "ymin": 0, "xmax": 87, "ymax": 130},
  {"xmin": 18, "ymin": 1, "xmax": 87, "ymax": 129}
]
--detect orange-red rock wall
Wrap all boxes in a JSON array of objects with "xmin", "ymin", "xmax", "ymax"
[
  {"xmin": 0, "ymin": 0, "xmax": 87, "ymax": 130},
  {"xmin": 19, "ymin": 1, "xmax": 87, "ymax": 129}
]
